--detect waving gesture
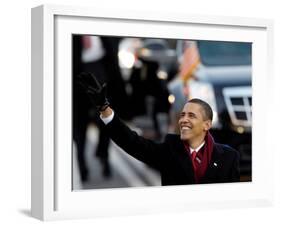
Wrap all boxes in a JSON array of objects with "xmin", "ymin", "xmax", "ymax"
[{"xmin": 77, "ymin": 72, "xmax": 110, "ymax": 112}]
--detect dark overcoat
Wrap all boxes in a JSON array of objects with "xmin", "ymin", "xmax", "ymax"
[{"xmin": 104, "ymin": 115, "xmax": 240, "ymax": 185}]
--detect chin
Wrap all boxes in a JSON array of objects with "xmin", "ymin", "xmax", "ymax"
[{"xmin": 180, "ymin": 134, "xmax": 190, "ymax": 141}]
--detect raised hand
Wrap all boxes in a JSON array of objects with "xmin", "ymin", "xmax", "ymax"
[{"xmin": 77, "ymin": 72, "xmax": 110, "ymax": 111}]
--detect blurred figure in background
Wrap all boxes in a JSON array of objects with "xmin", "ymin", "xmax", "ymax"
[
  {"xmin": 73, "ymin": 35, "xmax": 90, "ymax": 182},
  {"xmin": 73, "ymin": 35, "xmax": 130, "ymax": 182}
]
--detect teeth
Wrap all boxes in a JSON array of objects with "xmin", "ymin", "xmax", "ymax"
[{"xmin": 181, "ymin": 126, "xmax": 191, "ymax": 130}]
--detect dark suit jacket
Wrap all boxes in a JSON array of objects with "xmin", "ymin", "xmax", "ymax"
[{"xmin": 104, "ymin": 115, "xmax": 240, "ymax": 185}]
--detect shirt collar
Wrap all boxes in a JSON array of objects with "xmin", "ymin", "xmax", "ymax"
[{"xmin": 189, "ymin": 141, "xmax": 205, "ymax": 154}]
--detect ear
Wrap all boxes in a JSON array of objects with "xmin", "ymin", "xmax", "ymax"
[{"xmin": 203, "ymin": 120, "xmax": 212, "ymax": 131}]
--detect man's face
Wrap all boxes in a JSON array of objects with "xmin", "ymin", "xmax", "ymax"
[{"xmin": 178, "ymin": 102, "xmax": 211, "ymax": 144}]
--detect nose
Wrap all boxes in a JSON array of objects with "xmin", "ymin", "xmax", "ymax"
[{"xmin": 179, "ymin": 115, "xmax": 189, "ymax": 124}]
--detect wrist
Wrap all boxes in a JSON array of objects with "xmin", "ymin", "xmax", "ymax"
[{"xmin": 100, "ymin": 106, "xmax": 113, "ymax": 118}]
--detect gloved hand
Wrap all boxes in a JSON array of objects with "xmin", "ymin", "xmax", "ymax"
[{"xmin": 77, "ymin": 72, "xmax": 110, "ymax": 112}]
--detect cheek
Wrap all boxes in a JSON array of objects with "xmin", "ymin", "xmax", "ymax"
[
  {"xmin": 193, "ymin": 122, "xmax": 204, "ymax": 131},
  {"xmin": 178, "ymin": 117, "xmax": 183, "ymax": 124}
]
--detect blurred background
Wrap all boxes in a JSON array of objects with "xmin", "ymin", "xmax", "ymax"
[{"xmin": 72, "ymin": 35, "xmax": 252, "ymax": 190}]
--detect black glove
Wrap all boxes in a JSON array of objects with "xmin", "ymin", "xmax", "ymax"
[{"xmin": 77, "ymin": 72, "xmax": 110, "ymax": 111}]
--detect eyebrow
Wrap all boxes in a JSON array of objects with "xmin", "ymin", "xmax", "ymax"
[{"xmin": 188, "ymin": 112, "xmax": 197, "ymax": 118}]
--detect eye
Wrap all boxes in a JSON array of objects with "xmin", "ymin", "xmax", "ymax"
[{"xmin": 188, "ymin": 113, "xmax": 196, "ymax": 119}]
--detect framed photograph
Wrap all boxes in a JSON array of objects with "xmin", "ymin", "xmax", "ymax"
[{"xmin": 31, "ymin": 4, "xmax": 274, "ymax": 221}]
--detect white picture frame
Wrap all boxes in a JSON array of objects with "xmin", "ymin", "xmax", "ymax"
[{"xmin": 31, "ymin": 4, "xmax": 274, "ymax": 221}]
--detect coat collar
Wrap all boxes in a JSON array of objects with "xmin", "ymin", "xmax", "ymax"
[{"xmin": 168, "ymin": 135, "xmax": 225, "ymax": 184}]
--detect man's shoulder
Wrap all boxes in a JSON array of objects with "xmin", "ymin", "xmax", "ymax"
[
  {"xmin": 214, "ymin": 143, "xmax": 240, "ymax": 158},
  {"xmin": 162, "ymin": 134, "xmax": 182, "ymax": 146},
  {"xmin": 164, "ymin": 133, "xmax": 181, "ymax": 141}
]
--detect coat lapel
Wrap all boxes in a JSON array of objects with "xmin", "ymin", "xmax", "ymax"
[
  {"xmin": 201, "ymin": 143, "xmax": 224, "ymax": 183},
  {"xmin": 169, "ymin": 137, "xmax": 224, "ymax": 184}
]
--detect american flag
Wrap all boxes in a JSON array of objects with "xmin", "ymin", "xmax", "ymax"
[{"xmin": 179, "ymin": 41, "xmax": 200, "ymax": 82}]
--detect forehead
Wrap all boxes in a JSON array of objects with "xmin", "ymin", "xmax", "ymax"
[{"xmin": 182, "ymin": 102, "xmax": 204, "ymax": 116}]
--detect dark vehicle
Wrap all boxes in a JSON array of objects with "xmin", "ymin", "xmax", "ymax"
[
  {"xmin": 136, "ymin": 38, "xmax": 178, "ymax": 81},
  {"xmin": 185, "ymin": 40, "xmax": 252, "ymax": 181},
  {"xmin": 118, "ymin": 38, "xmax": 178, "ymax": 81}
]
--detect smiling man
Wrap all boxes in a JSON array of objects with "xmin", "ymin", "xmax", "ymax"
[{"xmin": 78, "ymin": 72, "xmax": 240, "ymax": 185}]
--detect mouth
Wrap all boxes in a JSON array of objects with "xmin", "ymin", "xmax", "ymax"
[{"xmin": 180, "ymin": 125, "xmax": 192, "ymax": 132}]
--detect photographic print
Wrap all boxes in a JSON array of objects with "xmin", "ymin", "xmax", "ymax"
[{"xmin": 72, "ymin": 35, "xmax": 252, "ymax": 190}]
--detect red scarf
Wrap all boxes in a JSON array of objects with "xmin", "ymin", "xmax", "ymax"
[{"xmin": 184, "ymin": 131, "xmax": 214, "ymax": 183}]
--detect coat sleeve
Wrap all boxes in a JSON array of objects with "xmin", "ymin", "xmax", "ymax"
[{"xmin": 103, "ymin": 114, "xmax": 165, "ymax": 169}]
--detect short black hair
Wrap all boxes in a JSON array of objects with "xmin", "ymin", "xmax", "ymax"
[{"xmin": 188, "ymin": 98, "xmax": 213, "ymax": 121}]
